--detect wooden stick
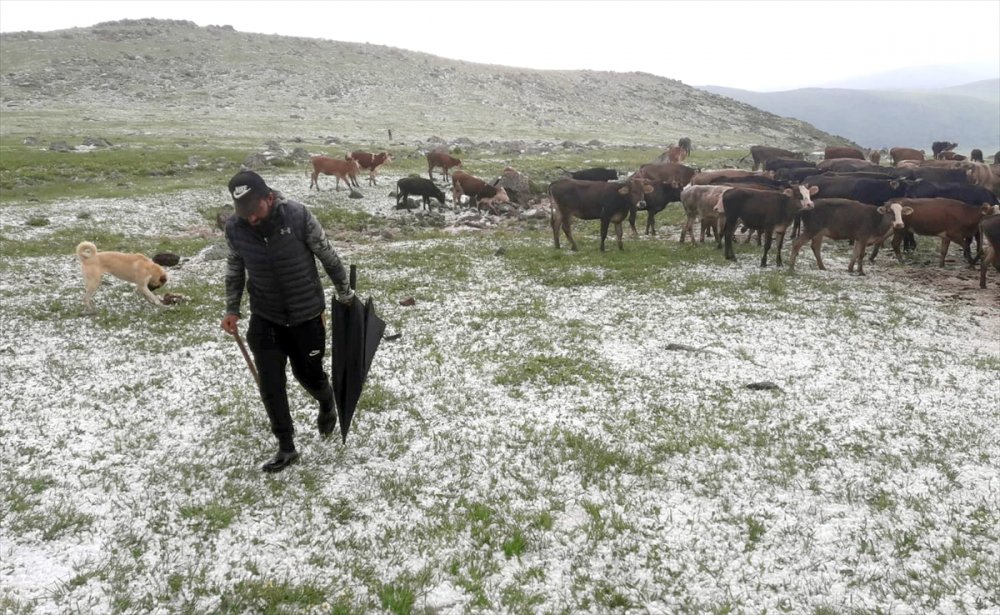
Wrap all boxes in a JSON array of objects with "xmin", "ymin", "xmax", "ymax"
[{"xmin": 233, "ymin": 329, "xmax": 260, "ymax": 386}]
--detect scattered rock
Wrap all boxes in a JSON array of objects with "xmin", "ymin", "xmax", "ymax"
[
  {"xmin": 349, "ymin": 189, "xmax": 364, "ymax": 199},
  {"xmin": 745, "ymin": 381, "xmax": 781, "ymax": 391},
  {"xmin": 216, "ymin": 209, "xmax": 233, "ymax": 230},
  {"xmin": 48, "ymin": 141, "xmax": 71, "ymax": 152},
  {"xmin": 494, "ymin": 246, "xmax": 506, "ymax": 257},
  {"xmin": 152, "ymin": 252, "xmax": 180, "ymax": 267},
  {"xmin": 399, "ymin": 297, "xmax": 416, "ymax": 306},
  {"xmin": 161, "ymin": 293, "xmax": 187, "ymax": 305}
]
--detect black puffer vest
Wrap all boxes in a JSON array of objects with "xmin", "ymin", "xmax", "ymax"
[{"xmin": 226, "ymin": 200, "xmax": 324, "ymax": 326}]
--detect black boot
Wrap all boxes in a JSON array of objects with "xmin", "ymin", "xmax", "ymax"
[
  {"xmin": 261, "ymin": 448, "xmax": 299, "ymax": 473},
  {"xmin": 317, "ymin": 396, "xmax": 337, "ymax": 437}
]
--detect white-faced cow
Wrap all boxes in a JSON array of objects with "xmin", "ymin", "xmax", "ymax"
[
  {"xmin": 722, "ymin": 185, "xmax": 819, "ymax": 266},
  {"xmin": 349, "ymin": 151, "xmax": 392, "ymax": 186},
  {"xmin": 788, "ymin": 199, "xmax": 911, "ymax": 275},
  {"xmin": 886, "ymin": 198, "xmax": 995, "ymax": 266},
  {"xmin": 548, "ymin": 176, "xmax": 654, "ymax": 251}
]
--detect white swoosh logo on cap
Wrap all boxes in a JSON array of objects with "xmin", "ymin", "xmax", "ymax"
[{"xmin": 233, "ymin": 185, "xmax": 251, "ymax": 199}]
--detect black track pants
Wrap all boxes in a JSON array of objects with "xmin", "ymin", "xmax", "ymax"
[{"xmin": 247, "ymin": 314, "xmax": 333, "ymax": 450}]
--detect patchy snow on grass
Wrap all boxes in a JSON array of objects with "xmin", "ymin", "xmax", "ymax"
[{"xmin": 2, "ymin": 184, "xmax": 999, "ymax": 614}]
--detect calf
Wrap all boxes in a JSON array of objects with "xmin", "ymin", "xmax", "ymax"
[
  {"xmin": 788, "ymin": 199, "xmax": 911, "ymax": 275},
  {"xmin": 309, "ymin": 155, "xmax": 361, "ymax": 191},
  {"xmin": 680, "ymin": 184, "xmax": 730, "ymax": 246},
  {"xmin": 748, "ymin": 146, "xmax": 802, "ymax": 172},
  {"xmin": 887, "ymin": 198, "xmax": 993, "ymax": 266},
  {"xmin": 426, "ymin": 151, "xmax": 462, "ymax": 183},
  {"xmin": 635, "ymin": 180, "xmax": 683, "ymax": 235},
  {"xmin": 663, "ymin": 144, "xmax": 688, "ymax": 163},
  {"xmin": 722, "ymin": 185, "xmax": 819, "ymax": 266},
  {"xmin": 548, "ymin": 177, "xmax": 654, "ymax": 251},
  {"xmin": 557, "ymin": 167, "xmax": 619, "ymax": 181},
  {"xmin": 869, "ymin": 150, "xmax": 882, "ymax": 166},
  {"xmin": 979, "ymin": 214, "xmax": 1000, "ymax": 288},
  {"xmin": 824, "ymin": 146, "xmax": 865, "ymax": 160},
  {"xmin": 452, "ymin": 170, "xmax": 509, "ymax": 212},
  {"xmin": 396, "ymin": 177, "xmax": 446, "ymax": 211},
  {"xmin": 349, "ymin": 151, "xmax": 393, "ymax": 186}
]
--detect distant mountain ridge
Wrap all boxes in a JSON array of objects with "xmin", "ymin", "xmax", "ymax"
[
  {"xmin": 0, "ymin": 19, "xmax": 850, "ymax": 151},
  {"xmin": 699, "ymin": 81, "xmax": 999, "ymax": 154}
]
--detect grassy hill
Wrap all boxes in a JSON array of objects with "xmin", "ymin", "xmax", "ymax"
[{"xmin": 0, "ymin": 19, "xmax": 849, "ymax": 151}]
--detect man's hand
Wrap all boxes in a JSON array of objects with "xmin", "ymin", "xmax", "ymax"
[
  {"xmin": 336, "ymin": 289, "xmax": 355, "ymax": 305},
  {"xmin": 221, "ymin": 313, "xmax": 240, "ymax": 335}
]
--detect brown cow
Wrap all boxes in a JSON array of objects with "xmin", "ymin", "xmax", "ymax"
[
  {"xmin": 824, "ymin": 146, "xmax": 865, "ymax": 160},
  {"xmin": 427, "ymin": 151, "xmax": 462, "ymax": 183},
  {"xmin": 979, "ymin": 214, "xmax": 1000, "ymax": 288},
  {"xmin": 722, "ymin": 185, "xmax": 819, "ymax": 266},
  {"xmin": 679, "ymin": 184, "xmax": 730, "ymax": 246},
  {"xmin": 748, "ymin": 146, "xmax": 802, "ymax": 172},
  {"xmin": 868, "ymin": 150, "xmax": 882, "ymax": 166},
  {"xmin": 349, "ymin": 151, "xmax": 393, "ymax": 186},
  {"xmin": 788, "ymin": 199, "xmax": 911, "ymax": 275},
  {"xmin": 937, "ymin": 151, "xmax": 966, "ymax": 161},
  {"xmin": 887, "ymin": 198, "xmax": 994, "ymax": 266},
  {"xmin": 309, "ymin": 155, "xmax": 361, "ymax": 191},
  {"xmin": 634, "ymin": 162, "xmax": 697, "ymax": 187},
  {"xmin": 452, "ymin": 170, "xmax": 509, "ymax": 212},
  {"xmin": 548, "ymin": 176, "xmax": 654, "ymax": 251},
  {"xmin": 890, "ymin": 147, "xmax": 925, "ymax": 166}
]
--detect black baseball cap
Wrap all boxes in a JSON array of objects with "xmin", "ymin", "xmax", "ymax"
[{"xmin": 228, "ymin": 170, "xmax": 271, "ymax": 214}]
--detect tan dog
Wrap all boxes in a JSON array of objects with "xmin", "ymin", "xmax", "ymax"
[{"xmin": 76, "ymin": 241, "xmax": 168, "ymax": 312}]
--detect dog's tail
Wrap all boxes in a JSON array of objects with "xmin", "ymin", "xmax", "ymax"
[{"xmin": 76, "ymin": 241, "xmax": 98, "ymax": 261}]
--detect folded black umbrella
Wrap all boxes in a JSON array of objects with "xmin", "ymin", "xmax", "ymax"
[{"xmin": 330, "ymin": 265, "xmax": 387, "ymax": 444}]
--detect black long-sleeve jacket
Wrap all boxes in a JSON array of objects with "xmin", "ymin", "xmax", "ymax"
[{"xmin": 224, "ymin": 195, "xmax": 350, "ymax": 326}]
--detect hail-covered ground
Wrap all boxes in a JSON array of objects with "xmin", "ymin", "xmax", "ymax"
[{"xmin": 2, "ymin": 172, "xmax": 999, "ymax": 615}]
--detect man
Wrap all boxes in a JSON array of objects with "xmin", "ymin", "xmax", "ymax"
[{"xmin": 221, "ymin": 170, "xmax": 354, "ymax": 473}]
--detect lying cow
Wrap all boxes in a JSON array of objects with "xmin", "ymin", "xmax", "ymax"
[
  {"xmin": 349, "ymin": 151, "xmax": 392, "ymax": 186},
  {"xmin": 548, "ymin": 177, "xmax": 653, "ymax": 251},
  {"xmin": 722, "ymin": 185, "xmax": 818, "ymax": 266},
  {"xmin": 452, "ymin": 170, "xmax": 509, "ymax": 212},
  {"xmin": 980, "ymin": 214, "xmax": 1000, "ymax": 288},
  {"xmin": 788, "ymin": 199, "xmax": 911, "ymax": 275},
  {"xmin": 426, "ymin": 151, "xmax": 462, "ymax": 183},
  {"xmin": 557, "ymin": 167, "xmax": 619, "ymax": 181},
  {"xmin": 886, "ymin": 198, "xmax": 994, "ymax": 266},
  {"xmin": 397, "ymin": 177, "xmax": 446, "ymax": 211},
  {"xmin": 309, "ymin": 155, "xmax": 360, "ymax": 191},
  {"xmin": 680, "ymin": 184, "xmax": 730, "ymax": 246}
]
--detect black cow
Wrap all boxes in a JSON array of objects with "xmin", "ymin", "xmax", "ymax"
[
  {"xmin": 557, "ymin": 167, "xmax": 619, "ymax": 182},
  {"xmin": 634, "ymin": 180, "xmax": 683, "ymax": 235},
  {"xmin": 909, "ymin": 167, "xmax": 970, "ymax": 184},
  {"xmin": 549, "ymin": 177, "xmax": 653, "ymax": 251},
  {"xmin": 905, "ymin": 181, "xmax": 999, "ymax": 205},
  {"xmin": 722, "ymin": 185, "xmax": 819, "ymax": 266},
  {"xmin": 980, "ymin": 214, "xmax": 1000, "ymax": 288},
  {"xmin": 397, "ymin": 177, "xmax": 446, "ymax": 210},
  {"xmin": 763, "ymin": 157, "xmax": 816, "ymax": 172}
]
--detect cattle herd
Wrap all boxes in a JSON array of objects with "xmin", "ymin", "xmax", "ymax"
[{"xmin": 307, "ymin": 141, "xmax": 1000, "ymax": 289}]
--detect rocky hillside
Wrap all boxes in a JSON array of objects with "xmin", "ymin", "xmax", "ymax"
[{"xmin": 0, "ymin": 19, "xmax": 851, "ymax": 150}]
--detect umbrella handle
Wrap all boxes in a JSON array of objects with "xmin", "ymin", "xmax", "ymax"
[{"xmin": 234, "ymin": 330, "xmax": 260, "ymax": 386}]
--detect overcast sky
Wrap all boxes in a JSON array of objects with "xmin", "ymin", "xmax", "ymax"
[{"xmin": 1, "ymin": 0, "xmax": 998, "ymax": 91}]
